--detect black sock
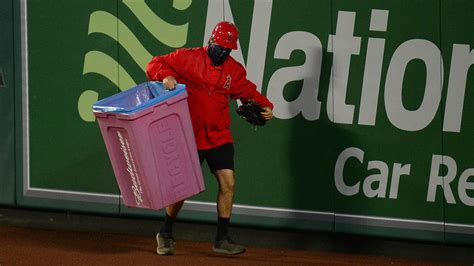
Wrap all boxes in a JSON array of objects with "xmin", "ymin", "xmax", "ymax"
[
  {"xmin": 160, "ymin": 213, "xmax": 175, "ymax": 235},
  {"xmin": 216, "ymin": 217, "xmax": 230, "ymax": 241}
]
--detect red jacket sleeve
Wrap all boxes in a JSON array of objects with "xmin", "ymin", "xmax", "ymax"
[
  {"xmin": 146, "ymin": 50, "xmax": 182, "ymax": 81},
  {"xmin": 230, "ymin": 66, "xmax": 274, "ymax": 109}
]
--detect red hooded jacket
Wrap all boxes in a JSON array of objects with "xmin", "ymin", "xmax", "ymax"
[{"xmin": 146, "ymin": 47, "xmax": 273, "ymax": 150}]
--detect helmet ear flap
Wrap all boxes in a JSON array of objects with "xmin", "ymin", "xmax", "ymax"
[{"xmin": 208, "ymin": 36, "xmax": 215, "ymax": 45}]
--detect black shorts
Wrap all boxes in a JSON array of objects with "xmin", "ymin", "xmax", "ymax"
[{"xmin": 198, "ymin": 142, "xmax": 234, "ymax": 172}]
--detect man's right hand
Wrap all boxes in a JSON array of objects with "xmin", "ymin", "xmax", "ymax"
[{"xmin": 163, "ymin": 76, "xmax": 177, "ymax": 90}]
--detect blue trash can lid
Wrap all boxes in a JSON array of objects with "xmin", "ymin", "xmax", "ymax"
[{"xmin": 92, "ymin": 81, "xmax": 186, "ymax": 114}]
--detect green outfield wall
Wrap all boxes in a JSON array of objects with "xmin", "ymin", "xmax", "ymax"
[
  {"xmin": 0, "ymin": 0, "xmax": 15, "ymax": 205},
  {"xmin": 1, "ymin": 0, "xmax": 474, "ymax": 245}
]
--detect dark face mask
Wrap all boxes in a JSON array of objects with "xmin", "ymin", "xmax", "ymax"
[{"xmin": 207, "ymin": 44, "xmax": 231, "ymax": 66}]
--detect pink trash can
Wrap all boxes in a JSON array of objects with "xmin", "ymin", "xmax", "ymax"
[{"xmin": 93, "ymin": 81, "xmax": 205, "ymax": 210}]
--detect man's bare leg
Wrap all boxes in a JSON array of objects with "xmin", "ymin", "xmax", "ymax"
[
  {"xmin": 212, "ymin": 169, "xmax": 245, "ymax": 254},
  {"xmin": 156, "ymin": 200, "xmax": 184, "ymax": 255},
  {"xmin": 214, "ymin": 169, "xmax": 236, "ymax": 218},
  {"xmin": 166, "ymin": 200, "xmax": 184, "ymax": 218}
]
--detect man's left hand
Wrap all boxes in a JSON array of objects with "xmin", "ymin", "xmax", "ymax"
[{"xmin": 261, "ymin": 107, "xmax": 273, "ymax": 121}]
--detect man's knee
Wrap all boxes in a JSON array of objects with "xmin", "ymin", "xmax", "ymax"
[
  {"xmin": 220, "ymin": 180, "xmax": 235, "ymax": 194},
  {"xmin": 215, "ymin": 170, "xmax": 236, "ymax": 194}
]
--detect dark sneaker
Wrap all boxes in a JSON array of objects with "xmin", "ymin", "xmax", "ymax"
[
  {"xmin": 213, "ymin": 236, "xmax": 246, "ymax": 255},
  {"xmin": 156, "ymin": 233, "xmax": 175, "ymax": 255}
]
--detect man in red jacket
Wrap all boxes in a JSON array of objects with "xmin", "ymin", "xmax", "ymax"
[{"xmin": 146, "ymin": 21, "xmax": 273, "ymax": 255}]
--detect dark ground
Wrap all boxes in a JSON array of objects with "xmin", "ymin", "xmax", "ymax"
[{"xmin": 0, "ymin": 207, "xmax": 472, "ymax": 265}]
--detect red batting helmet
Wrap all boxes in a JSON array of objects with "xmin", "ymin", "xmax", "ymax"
[{"xmin": 210, "ymin": 21, "xmax": 239, "ymax": 50}]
